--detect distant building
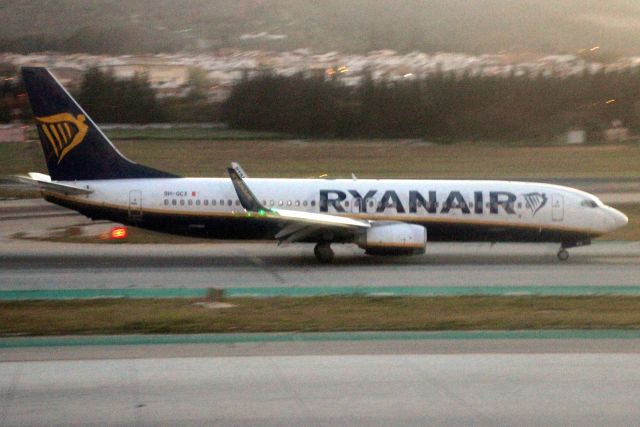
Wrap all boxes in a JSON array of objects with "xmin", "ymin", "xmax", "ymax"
[
  {"xmin": 604, "ymin": 120, "xmax": 629, "ymax": 143},
  {"xmin": 207, "ymin": 84, "xmax": 233, "ymax": 103},
  {"xmin": 566, "ymin": 129, "xmax": 586, "ymax": 144},
  {"xmin": 99, "ymin": 63, "xmax": 190, "ymax": 89},
  {"xmin": 49, "ymin": 67, "xmax": 84, "ymax": 89}
]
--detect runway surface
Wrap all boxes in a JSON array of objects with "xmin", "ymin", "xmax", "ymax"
[
  {"xmin": 2, "ymin": 199, "xmax": 640, "ymax": 290},
  {"xmin": 1, "ymin": 238, "xmax": 640, "ymax": 289},
  {"xmin": 2, "ymin": 338, "xmax": 640, "ymax": 426}
]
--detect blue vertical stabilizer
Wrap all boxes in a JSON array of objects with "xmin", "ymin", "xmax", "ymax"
[{"xmin": 21, "ymin": 67, "xmax": 177, "ymax": 181}]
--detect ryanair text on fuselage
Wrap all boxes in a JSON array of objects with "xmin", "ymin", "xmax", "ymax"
[{"xmin": 320, "ymin": 189, "xmax": 548, "ymax": 216}]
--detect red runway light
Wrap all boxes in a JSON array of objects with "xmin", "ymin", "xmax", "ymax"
[{"xmin": 110, "ymin": 227, "xmax": 127, "ymax": 239}]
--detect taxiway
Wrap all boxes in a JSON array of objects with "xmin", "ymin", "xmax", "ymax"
[{"xmin": 1, "ymin": 337, "xmax": 640, "ymax": 426}]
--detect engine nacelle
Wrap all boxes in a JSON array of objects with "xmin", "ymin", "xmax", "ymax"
[{"xmin": 356, "ymin": 223, "xmax": 427, "ymax": 256}]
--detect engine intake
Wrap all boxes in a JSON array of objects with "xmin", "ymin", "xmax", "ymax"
[{"xmin": 357, "ymin": 223, "xmax": 427, "ymax": 255}]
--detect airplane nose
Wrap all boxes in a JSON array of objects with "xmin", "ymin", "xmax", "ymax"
[{"xmin": 609, "ymin": 207, "xmax": 628, "ymax": 229}]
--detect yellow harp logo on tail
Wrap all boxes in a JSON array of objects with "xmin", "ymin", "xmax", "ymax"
[{"xmin": 36, "ymin": 113, "xmax": 88, "ymax": 164}]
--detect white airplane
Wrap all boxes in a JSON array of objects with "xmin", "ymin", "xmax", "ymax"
[{"xmin": 15, "ymin": 67, "xmax": 628, "ymax": 263}]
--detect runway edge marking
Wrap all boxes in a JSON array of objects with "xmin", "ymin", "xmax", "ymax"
[
  {"xmin": 3, "ymin": 286, "xmax": 640, "ymax": 300},
  {"xmin": 3, "ymin": 330, "xmax": 640, "ymax": 348}
]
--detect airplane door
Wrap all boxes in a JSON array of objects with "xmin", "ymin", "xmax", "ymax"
[
  {"xmin": 551, "ymin": 194, "xmax": 564, "ymax": 222},
  {"xmin": 129, "ymin": 190, "xmax": 143, "ymax": 220}
]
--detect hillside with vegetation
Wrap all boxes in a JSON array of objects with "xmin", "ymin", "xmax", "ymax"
[
  {"xmin": 222, "ymin": 70, "xmax": 640, "ymax": 140},
  {"xmin": 1, "ymin": 1, "xmax": 640, "ymax": 56}
]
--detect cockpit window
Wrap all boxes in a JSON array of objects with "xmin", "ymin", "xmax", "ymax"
[{"xmin": 581, "ymin": 199, "xmax": 598, "ymax": 208}]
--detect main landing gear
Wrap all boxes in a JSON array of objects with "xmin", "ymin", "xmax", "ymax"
[
  {"xmin": 314, "ymin": 242, "xmax": 334, "ymax": 263},
  {"xmin": 557, "ymin": 247, "xmax": 569, "ymax": 262}
]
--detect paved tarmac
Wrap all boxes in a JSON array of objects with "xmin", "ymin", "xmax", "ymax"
[
  {"xmin": 1, "ymin": 237, "xmax": 640, "ymax": 289},
  {"xmin": 2, "ymin": 338, "xmax": 640, "ymax": 426},
  {"xmin": 2, "ymin": 199, "xmax": 640, "ymax": 290}
]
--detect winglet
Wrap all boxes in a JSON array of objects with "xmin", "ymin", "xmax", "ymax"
[
  {"xmin": 227, "ymin": 162, "xmax": 371, "ymax": 233},
  {"xmin": 231, "ymin": 162, "xmax": 248, "ymax": 179},
  {"xmin": 227, "ymin": 163, "xmax": 265, "ymax": 212}
]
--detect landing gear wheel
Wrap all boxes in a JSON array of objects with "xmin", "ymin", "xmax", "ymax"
[
  {"xmin": 314, "ymin": 243, "xmax": 334, "ymax": 263},
  {"xmin": 557, "ymin": 248, "xmax": 569, "ymax": 261}
]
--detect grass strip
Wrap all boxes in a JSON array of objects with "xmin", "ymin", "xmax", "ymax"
[
  {"xmin": 4, "ymin": 296, "xmax": 640, "ymax": 336},
  {"xmin": 3, "ymin": 139, "xmax": 640, "ymax": 179}
]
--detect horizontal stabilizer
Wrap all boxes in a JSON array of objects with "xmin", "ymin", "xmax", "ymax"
[{"xmin": 10, "ymin": 173, "xmax": 93, "ymax": 195}]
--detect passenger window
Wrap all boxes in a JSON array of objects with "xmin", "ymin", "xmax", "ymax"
[
  {"xmin": 303, "ymin": 201, "xmax": 308, "ymax": 207},
  {"xmin": 180, "ymin": 200, "xmax": 185, "ymax": 206},
  {"xmin": 311, "ymin": 200, "xmax": 316, "ymax": 207},
  {"xmin": 164, "ymin": 199, "xmax": 169, "ymax": 205},
  {"xmin": 172, "ymin": 199, "xmax": 177, "ymax": 206},
  {"xmin": 188, "ymin": 200, "xmax": 193, "ymax": 206},
  {"xmin": 287, "ymin": 200, "xmax": 292, "ymax": 206},
  {"xmin": 279, "ymin": 200, "xmax": 284, "ymax": 206},
  {"xmin": 345, "ymin": 201, "xmax": 350, "ymax": 207},
  {"xmin": 220, "ymin": 200, "xmax": 224, "ymax": 206},
  {"xmin": 212, "ymin": 200, "xmax": 216, "ymax": 206},
  {"xmin": 270, "ymin": 200, "xmax": 275, "ymax": 206},
  {"xmin": 227, "ymin": 200, "xmax": 232, "ymax": 206},
  {"xmin": 235, "ymin": 200, "xmax": 240, "ymax": 206},
  {"xmin": 295, "ymin": 200, "xmax": 300, "ymax": 207},
  {"xmin": 204, "ymin": 200, "xmax": 209, "ymax": 206},
  {"xmin": 196, "ymin": 200, "xmax": 200, "ymax": 206}
]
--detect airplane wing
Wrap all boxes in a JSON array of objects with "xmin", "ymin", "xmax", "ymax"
[
  {"xmin": 9, "ymin": 173, "xmax": 93, "ymax": 196},
  {"xmin": 227, "ymin": 163, "xmax": 370, "ymax": 242}
]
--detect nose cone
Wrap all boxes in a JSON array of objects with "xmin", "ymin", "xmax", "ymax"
[
  {"xmin": 613, "ymin": 207, "xmax": 629, "ymax": 228},
  {"xmin": 606, "ymin": 206, "xmax": 629, "ymax": 231}
]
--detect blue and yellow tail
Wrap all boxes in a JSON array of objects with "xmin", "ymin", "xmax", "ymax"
[{"xmin": 21, "ymin": 67, "xmax": 176, "ymax": 181}]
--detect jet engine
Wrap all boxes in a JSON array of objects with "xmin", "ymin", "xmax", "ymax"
[{"xmin": 356, "ymin": 223, "xmax": 427, "ymax": 255}]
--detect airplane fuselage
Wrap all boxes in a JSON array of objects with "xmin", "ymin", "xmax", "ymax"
[{"xmin": 44, "ymin": 177, "xmax": 626, "ymax": 245}]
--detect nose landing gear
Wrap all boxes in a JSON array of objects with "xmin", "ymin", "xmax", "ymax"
[
  {"xmin": 314, "ymin": 242, "xmax": 334, "ymax": 263},
  {"xmin": 557, "ymin": 239, "xmax": 590, "ymax": 262}
]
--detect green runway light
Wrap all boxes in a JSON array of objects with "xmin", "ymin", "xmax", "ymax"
[{"xmin": 258, "ymin": 209, "xmax": 266, "ymax": 216}]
